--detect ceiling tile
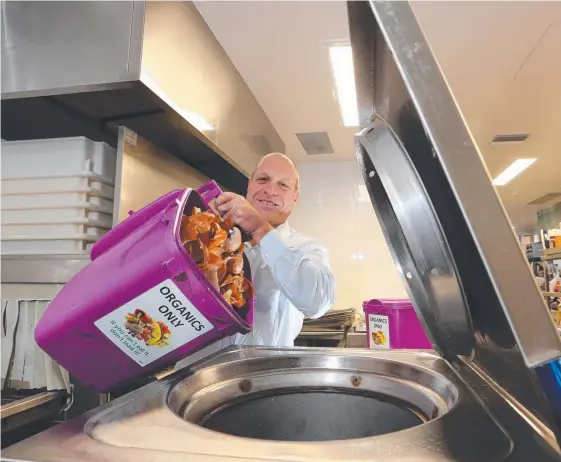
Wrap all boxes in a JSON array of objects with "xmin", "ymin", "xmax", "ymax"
[{"xmin": 516, "ymin": 23, "xmax": 561, "ymax": 79}]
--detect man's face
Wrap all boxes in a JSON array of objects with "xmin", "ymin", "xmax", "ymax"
[{"xmin": 247, "ymin": 155, "xmax": 299, "ymax": 227}]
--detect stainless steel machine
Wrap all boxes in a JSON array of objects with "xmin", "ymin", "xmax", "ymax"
[{"xmin": 3, "ymin": 2, "xmax": 561, "ymax": 461}]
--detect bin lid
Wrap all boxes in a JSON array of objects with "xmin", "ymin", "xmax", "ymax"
[
  {"xmin": 363, "ymin": 299, "xmax": 412, "ymax": 310},
  {"xmin": 349, "ymin": 0, "xmax": 561, "ymax": 440}
]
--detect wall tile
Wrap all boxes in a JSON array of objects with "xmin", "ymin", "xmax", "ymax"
[{"xmin": 291, "ymin": 161, "xmax": 408, "ymax": 311}]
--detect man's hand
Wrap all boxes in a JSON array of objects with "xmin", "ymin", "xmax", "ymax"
[{"xmin": 214, "ymin": 193, "xmax": 273, "ymax": 244}]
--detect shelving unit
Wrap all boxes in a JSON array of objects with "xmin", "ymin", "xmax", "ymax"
[
  {"xmin": 541, "ymin": 251, "xmax": 561, "ymax": 300},
  {"xmin": 527, "ymin": 248, "xmax": 560, "ymax": 301},
  {"xmin": 541, "ymin": 251, "xmax": 561, "ymax": 262},
  {"xmin": 1, "ymin": 389, "xmax": 68, "ymax": 449}
]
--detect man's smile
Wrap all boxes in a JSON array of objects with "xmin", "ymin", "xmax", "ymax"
[{"xmin": 257, "ymin": 198, "xmax": 280, "ymax": 208}]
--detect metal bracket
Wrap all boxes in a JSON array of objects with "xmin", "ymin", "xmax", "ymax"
[{"xmin": 59, "ymin": 384, "xmax": 74, "ymax": 422}]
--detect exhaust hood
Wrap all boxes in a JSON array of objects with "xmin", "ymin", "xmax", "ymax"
[{"xmin": 0, "ymin": 1, "xmax": 284, "ymax": 195}]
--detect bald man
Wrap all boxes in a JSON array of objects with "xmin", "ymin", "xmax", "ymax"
[
  {"xmin": 215, "ymin": 152, "xmax": 335, "ymax": 346},
  {"xmin": 176, "ymin": 154, "xmax": 335, "ymax": 368}
]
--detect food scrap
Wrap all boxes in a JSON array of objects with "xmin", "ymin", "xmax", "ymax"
[
  {"xmin": 180, "ymin": 207, "xmax": 253, "ymax": 309},
  {"xmin": 124, "ymin": 309, "xmax": 171, "ymax": 348}
]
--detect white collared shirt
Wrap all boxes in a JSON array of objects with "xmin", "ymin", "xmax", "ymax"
[
  {"xmin": 176, "ymin": 222, "xmax": 335, "ymax": 369},
  {"xmin": 233, "ymin": 221, "xmax": 335, "ymax": 347}
]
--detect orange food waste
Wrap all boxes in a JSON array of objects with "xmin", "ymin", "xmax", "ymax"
[{"xmin": 180, "ymin": 207, "xmax": 253, "ymax": 310}]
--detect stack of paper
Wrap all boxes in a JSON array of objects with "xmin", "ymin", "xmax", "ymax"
[{"xmin": 301, "ymin": 308, "xmax": 355, "ymax": 332}]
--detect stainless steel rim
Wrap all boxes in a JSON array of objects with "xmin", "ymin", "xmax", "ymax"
[{"xmin": 167, "ymin": 353, "xmax": 459, "ymax": 440}]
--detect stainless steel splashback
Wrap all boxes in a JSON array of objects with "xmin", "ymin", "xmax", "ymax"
[{"xmin": 348, "ymin": 0, "xmax": 561, "ymax": 440}]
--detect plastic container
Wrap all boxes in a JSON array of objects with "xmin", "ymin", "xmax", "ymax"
[
  {"xmin": 1, "ymin": 236, "xmax": 100, "ymax": 255},
  {"xmin": 1, "ymin": 187, "xmax": 114, "ymax": 209},
  {"xmin": 34, "ymin": 181, "xmax": 254, "ymax": 392},
  {"xmin": 1, "ymin": 205, "xmax": 113, "ymax": 255},
  {"xmin": 1, "ymin": 147, "xmax": 116, "ymax": 255},
  {"xmin": 1, "ymin": 171, "xmax": 114, "ymax": 195},
  {"xmin": 2, "ymin": 209, "xmax": 113, "ymax": 227},
  {"xmin": 1, "ymin": 137, "xmax": 117, "ymax": 181},
  {"xmin": 1, "ymin": 201, "xmax": 114, "ymax": 254},
  {"xmin": 363, "ymin": 299, "xmax": 432, "ymax": 350},
  {"xmin": 1, "ymin": 174, "xmax": 114, "ymax": 254},
  {"xmin": 2, "ymin": 220, "xmax": 110, "ymax": 238},
  {"xmin": 1, "ymin": 201, "xmax": 113, "ymax": 226}
]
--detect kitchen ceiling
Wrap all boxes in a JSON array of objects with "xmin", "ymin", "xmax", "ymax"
[{"xmin": 195, "ymin": 1, "xmax": 561, "ymax": 233}]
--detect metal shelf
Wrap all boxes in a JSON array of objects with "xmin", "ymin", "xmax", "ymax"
[
  {"xmin": 1, "ymin": 389, "xmax": 68, "ymax": 446},
  {"xmin": 1, "ymin": 390, "xmax": 66, "ymax": 420},
  {"xmin": 542, "ymin": 252, "xmax": 561, "ymax": 262}
]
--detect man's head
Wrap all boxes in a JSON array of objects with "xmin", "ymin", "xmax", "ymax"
[{"xmin": 247, "ymin": 152, "xmax": 299, "ymax": 227}]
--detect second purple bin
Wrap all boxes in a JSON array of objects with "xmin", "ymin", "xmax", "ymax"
[
  {"xmin": 363, "ymin": 299, "xmax": 432, "ymax": 350},
  {"xmin": 35, "ymin": 182, "xmax": 254, "ymax": 393}
]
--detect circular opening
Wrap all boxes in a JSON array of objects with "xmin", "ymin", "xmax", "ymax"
[
  {"xmin": 167, "ymin": 354, "xmax": 458, "ymax": 443},
  {"xmin": 200, "ymin": 389, "xmax": 425, "ymax": 441}
]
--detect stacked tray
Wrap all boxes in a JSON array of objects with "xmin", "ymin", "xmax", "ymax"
[{"xmin": 1, "ymin": 137, "xmax": 117, "ymax": 255}]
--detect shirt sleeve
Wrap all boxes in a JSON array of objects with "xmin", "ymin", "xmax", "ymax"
[{"xmin": 258, "ymin": 229, "xmax": 335, "ymax": 319}]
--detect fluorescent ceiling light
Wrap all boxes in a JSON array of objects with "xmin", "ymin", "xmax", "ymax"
[
  {"xmin": 140, "ymin": 70, "xmax": 214, "ymax": 132},
  {"xmin": 329, "ymin": 45, "xmax": 359, "ymax": 127},
  {"xmin": 492, "ymin": 158, "xmax": 537, "ymax": 186}
]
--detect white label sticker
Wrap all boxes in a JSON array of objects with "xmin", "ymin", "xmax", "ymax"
[
  {"xmin": 368, "ymin": 314, "xmax": 390, "ymax": 349},
  {"xmin": 94, "ymin": 280, "xmax": 214, "ymax": 367}
]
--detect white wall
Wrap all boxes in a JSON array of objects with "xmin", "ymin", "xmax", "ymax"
[{"xmin": 290, "ymin": 161, "xmax": 407, "ymax": 311}]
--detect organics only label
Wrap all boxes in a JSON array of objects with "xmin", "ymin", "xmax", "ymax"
[
  {"xmin": 368, "ymin": 314, "xmax": 390, "ymax": 349},
  {"xmin": 94, "ymin": 280, "xmax": 214, "ymax": 367}
]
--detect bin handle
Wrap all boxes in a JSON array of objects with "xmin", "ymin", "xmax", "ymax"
[
  {"xmin": 196, "ymin": 181, "xmax": 252, "ymax": 243},
  {"xmin": 197, "ymin": 181, "xmax": 223, "ymax": 208}
]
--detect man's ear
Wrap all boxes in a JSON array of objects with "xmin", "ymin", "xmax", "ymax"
[{"xmin": 294, "ymin": 188, "xmax": 300, "ymax": 203}]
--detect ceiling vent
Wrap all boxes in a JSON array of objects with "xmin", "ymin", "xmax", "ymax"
[
  {"xmin": 490, "ymin": 133, "xmax": 530, "ymax": 146},
  {"xmin": 528, "ymin": 192, "xmax": 561, "ymax": 206},
  {"xmin": 296, "ymin": 132, "xmax": 334, "ymax": 155}
]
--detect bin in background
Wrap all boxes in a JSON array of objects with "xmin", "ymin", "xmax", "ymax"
[{"xmin": 363, "ymin": 299, "xmax": 432, "ymax": 350}]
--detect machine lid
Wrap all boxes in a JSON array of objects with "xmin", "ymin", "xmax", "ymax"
[
  {"xmin": 350, "ymin": 0, "xmax": 561, "ymax": 368},
  {"xmin": 356, "ymin": 118, "xmax": 474, "ymax": 357},
  {"xmin": 349, "ymin": 2, "xmax": 561, "ymax": 440}
]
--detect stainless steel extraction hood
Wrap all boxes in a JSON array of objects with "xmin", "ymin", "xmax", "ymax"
[{"xmin": 0, "ymin": 1, "xmax": 284, "ymax": 194}]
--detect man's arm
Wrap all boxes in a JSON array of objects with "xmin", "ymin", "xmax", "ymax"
[
  {"xmin": 258, "ymin": 230, "xmax": 335, "ymax": 319},
  {"xmin": 213, "ymin": 192, "xmax": 335, "ymax": 318}
]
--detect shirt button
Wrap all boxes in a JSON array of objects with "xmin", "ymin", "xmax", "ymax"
[{"xmin": 262, "ymin": 252, "xmax": 268, "ymax": 258}]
